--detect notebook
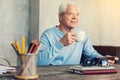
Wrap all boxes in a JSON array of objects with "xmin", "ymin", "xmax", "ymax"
[{"xmin": 70, "ymin": 66, "xmax": 117, "ymax": 74}]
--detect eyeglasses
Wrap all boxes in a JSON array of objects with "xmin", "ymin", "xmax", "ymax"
[{"xmin": 81, "ymin": 57, "xmax": 109, "ymax": 67}]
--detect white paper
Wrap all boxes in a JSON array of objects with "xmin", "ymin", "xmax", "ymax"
[{"xmin": 0, "ymin": 65, "xmax": 16, "ymax": 74}]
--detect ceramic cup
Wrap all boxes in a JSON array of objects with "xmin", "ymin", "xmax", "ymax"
[{"xmin": 76, "ymin": 31, "xmax": 85, "ymax": 42}]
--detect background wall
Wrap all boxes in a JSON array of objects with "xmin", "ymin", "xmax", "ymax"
[
  {"xmin": 29, "ymin": 0, "xmax": 39, "ymax": 41},
  {"xmin": 99, "ymin": 0, "xmax": 120, "ymax": 46},
  {"xmin": 0, "ymin": 0, "xmax": 29, "ymax": 66}
]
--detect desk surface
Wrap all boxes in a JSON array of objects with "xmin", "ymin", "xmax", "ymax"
[{"xmin": 0, "ymin": 64, "xmax": 120, "ymax": 80}]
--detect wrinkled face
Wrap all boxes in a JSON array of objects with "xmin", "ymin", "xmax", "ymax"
[{"xmin": 59, "ymin": 4, "xmax": 80, "ymax": 28}]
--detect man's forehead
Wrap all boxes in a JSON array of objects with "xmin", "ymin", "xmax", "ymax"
[
  {"xmin": 66, "ymin": 4, "xmax": 79, "ymax": 10},
  {"xmin": 65, "ymin": 4, "xmax": 79, "ymax": 13}
]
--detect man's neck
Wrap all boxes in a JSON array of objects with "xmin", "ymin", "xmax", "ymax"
[{"xmin": 57, "ymin": 25, "xmax": 73, "ymax": 33}]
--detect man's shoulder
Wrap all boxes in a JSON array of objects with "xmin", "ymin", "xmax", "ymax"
[{"xmin": 44, "ymin": 26, "xmax": 56, "ymax": 32}]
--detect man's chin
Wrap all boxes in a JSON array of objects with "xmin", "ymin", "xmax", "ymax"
[
  {"xmin": 70, "ymin": 25, "xmax": 77, "ymax": 28},
  {"xmin": 67, "ymin": 24, "xmax": 78, "ymax": 29}
]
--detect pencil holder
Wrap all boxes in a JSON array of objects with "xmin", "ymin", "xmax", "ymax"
[{"xmin": 15, "ymin": 53, "xmax": 38, "ymax": 79}]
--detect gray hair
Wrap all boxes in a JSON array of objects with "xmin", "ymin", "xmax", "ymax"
[{"xmin": 59, "ymin": 1, "xmax": 78, "ymax": 15}]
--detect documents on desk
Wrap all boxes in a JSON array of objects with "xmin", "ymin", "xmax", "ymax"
[
  {"xmin": 0, "ymin": 65, "xmax": 16, "ymax": 74},
  {"xmin": 70, "ymin": 66, "xmax": 117, "ymax": 74}
]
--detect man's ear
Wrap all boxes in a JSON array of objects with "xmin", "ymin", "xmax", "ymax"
[{"xmin": 59, "ymin": 14, "xmax": 62, "ymax": 22}]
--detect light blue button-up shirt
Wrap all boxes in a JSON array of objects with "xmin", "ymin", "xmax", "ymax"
[{"xmin": 37, "ymin": 26, "xmax": 102, "ymax": 66}]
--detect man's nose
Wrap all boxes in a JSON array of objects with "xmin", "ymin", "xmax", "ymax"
[{"xmin": 72, "ymin": 14, "xmax": 78, "ymax": 19}]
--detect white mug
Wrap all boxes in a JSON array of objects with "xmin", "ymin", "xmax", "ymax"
[{"xmin": 76, "ymin": 31, "xmax": 85, "ymax": 42}]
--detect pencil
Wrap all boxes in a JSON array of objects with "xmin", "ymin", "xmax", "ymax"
[
  {"xmin": 21, "ymin": 36, "xmax": 25, "ymax": 54},
  {"xmin": 10, "ymin": 43, "xmax": 19, "ymax": 54},
  {"xmin": 16, "ymin": 42, "xmax": 21, "ymax": 54}
]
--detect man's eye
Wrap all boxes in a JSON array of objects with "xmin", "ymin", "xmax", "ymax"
[
  {"xmin": 66, "ymin": 13, "xmax": 72, "ymax": 16},
  {"xmin": 65, "ymin": 13, "xmax": 72, "ymax": 15},
  {"xmin": 77, "ymin": 14, "xmax": 79, "ymax": 16}
]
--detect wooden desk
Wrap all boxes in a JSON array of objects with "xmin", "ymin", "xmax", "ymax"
[{"xmin": 0, "ymin": 64, "xmax": 120, "ymax": 80}]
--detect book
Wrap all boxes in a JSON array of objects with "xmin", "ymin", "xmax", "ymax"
[
  {"xmin": 70, "ymin": 66, "xmax": 115, "ymax": 70},
  {"xmin": 70, "ymin": 66, "xmax": 117, "ymax": 74}
]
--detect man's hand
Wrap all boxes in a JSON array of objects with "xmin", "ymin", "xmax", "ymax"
[
  {"xmin": 60, "ymin": 31, "xmax": 76, "ymax": 46},
  {"xmin": 105, "ymin": 55, "xmax": 119, "ymax": 66}
]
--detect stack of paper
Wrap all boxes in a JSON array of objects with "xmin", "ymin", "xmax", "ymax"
[
  {"xmin": 70, "ymin": 66, "xmax": 117, "ymax": 74},
  {"xmin": 0, "ymin": 65, "xmax": 16, "ymax": 74}
]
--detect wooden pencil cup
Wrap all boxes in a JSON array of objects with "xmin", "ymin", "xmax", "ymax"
[{"xmin": 15, "ymin": 53, "xmax": 38, "ymax": 79}]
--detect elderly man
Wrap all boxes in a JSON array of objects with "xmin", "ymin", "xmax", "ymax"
[{"xmin": 37, "ymin": 1, "xmax": 118, "ymax": 66}]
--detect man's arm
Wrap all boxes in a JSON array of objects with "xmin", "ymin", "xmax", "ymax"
[
  {"xmin": 82, "ymin": 35, "xmax": 102, "ymax": 60},
  {"xmin": 36, "ymin": 32, "xmax": 64, "ymax": 66},
  {"xmin": 82, "ymin": 35, "xmax": 119, "ymax": 65}
]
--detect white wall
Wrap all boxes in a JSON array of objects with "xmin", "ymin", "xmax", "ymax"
[
  {"xmin": 39, "ymin": 0, "xmax": 120, "ymax": 46},
  {"xmin": 0, "ymin": 0, "xmax": 29, "ymax": 66},
  {"xmin": 39, "ymin": 0, "xmax": 63, "ymax": 36},
  {"xmin": 98, "ymin": 0, "xmax": 120, "ymax": 46}
]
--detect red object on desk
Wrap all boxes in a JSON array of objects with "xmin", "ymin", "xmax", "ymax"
[{"xmin": 71, "ymin": 69, "xmax": 117, "ymax": 74}]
